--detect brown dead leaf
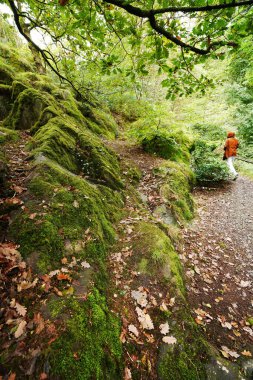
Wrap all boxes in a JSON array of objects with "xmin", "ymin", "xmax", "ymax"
[
  {"xmin": 57, "ymin": 273, "xmax": 72, "ymax": 281},
  {"xmin": 8, "ymin": 373, "xmax": 16, "ymax": 380},
  {"xmin": 124, "ymin": 367, "xmax": 132, "ymax": 380},
  {"xmin": 241, "ymin": 350, "xmax": 252, "ymax": 357},
  {"xmin": 28, "ymin": 213, "xmax": 37, "ymax": 220},
  {"xmin": 39, "ymin": 373, "xmax": 48, "ymax": 380},
  {"xmin": 5, "ymin": 197, "xmax": 23, "ymax": 205},
  {"xmin": 14, "ymin": 320, "xmax": 27, "ymax": 338},
  {"xmin": 61, "ymin": 257, "xmax": 68, "ymax": 264},
  {"xmin": 17, "ymin": 278, "xmax": 38, "ymax": 292},
  {"xmin": 33, "ymin": 313, "xmax": 45, "ymax": 334},
  {"xmin": 15, "ymin": 302, "xmax": 27, "ymax": 317}
]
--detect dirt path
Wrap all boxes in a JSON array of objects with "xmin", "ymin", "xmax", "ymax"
[
  {"xmin": 107, "ymin": 140, "xmax": 253, "ymax": 375},
  {"xmin": 181, "ymin": 177, "xmax": 253, "ymax": 360}
]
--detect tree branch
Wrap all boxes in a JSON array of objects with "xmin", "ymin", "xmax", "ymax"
[
  {"xmin": 103, "ymin": 0, "xmax": 248, "ymax": 55},
  {"xmin": 104, "ymin": 0, "xmax": 253, "ymax": 17},
  {"xmin": 7, "ymin": 0, "xmax": 86, "ymax": 100}
]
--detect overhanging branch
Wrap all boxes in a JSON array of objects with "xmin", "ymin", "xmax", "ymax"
[
  {"xmin": 103, "ymin": 0, "xmax": 252, "ymax": 54},
  {"xmin": 7, "ymin": 0, "xmax": 85, "ymax": 100},
  {"xmin": 103, "ymin": 0, "xmax": 253, "ymax": 17}
]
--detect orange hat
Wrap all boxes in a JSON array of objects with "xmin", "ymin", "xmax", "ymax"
[{"xmin": 227, "ymin": 131, "xmax": 235, "ymax": 138}]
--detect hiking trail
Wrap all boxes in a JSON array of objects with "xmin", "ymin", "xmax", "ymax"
[{"xmin": 107, "ymin": 139, "xmax": 253, "ymax": 377}]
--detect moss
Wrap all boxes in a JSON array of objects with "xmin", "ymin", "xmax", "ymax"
[
  {"xmin": 0, "ymin": 58, "xmax": 15, "ymax": 85},
  {"xmin": 0, "ymin": 83, "xmax": 12, "ymax": 95},
  {"xmin": 31, "ymin": 105, "xmax": 60, "ymax": 134},
  {"xmin": 3, "ymin": 88, "xmax": 48, "ymax": 130},
  {"xmin": 9, "ymin": 158, "xmax": 123, "ymax": 272},
  {"xmin": 154, "ymin": 161, "xmax": 196, "ymax": 224},
  {"xmin": 0, "ymin": 126, "xmax": 19, "ymax": 144},
  {"xmin": 50, "ymin": 289, "xmax": 122, "ymax": 379},
  {"xmin": 158, "ymin": 308, "xmax": 209, "ymax": 380},
  {"xmin": 88, "ymin": 107, "xmax": 118, "ymax": 138},
  {"xmin": 134, "ymin": 221, "xmax": 185, "ymax": 293},
  {"xmin": 30, "ymin": 116, "xmax": 123, "ymax": 189},
  {"xmin": 248, "ymin": 317, "xmax": 253, "ymax": 326},
  {"xmin": 11, "ymin": 81, "xmax": 28, "ymax": 99},
  {"xmin": 0, "ymin": 42, "xmax": 33, "ymax": 72}
]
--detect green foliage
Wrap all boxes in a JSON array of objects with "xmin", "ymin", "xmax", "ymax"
[
  {"xmin": 2, "ymin": 0, "xmax": 253, "ymax": 99},
  {"xmin": 130, "ymin": 119, "xmax": 191, "ymax": 162},
  {"xmin": 192, "ymin": 123, "xmax": 226, "ymax": 142},
  {"xmin": 192, "ymin": 140, "xmax": 229, "ymax": 182},
  {"xmin": 228, "ymin": 33, "xmax": 253, "ymax": 148}
]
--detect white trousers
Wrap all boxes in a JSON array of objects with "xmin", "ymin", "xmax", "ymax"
[{"xmin": 227, "ymin": 156, "xmax": 237, "ymax": 176}]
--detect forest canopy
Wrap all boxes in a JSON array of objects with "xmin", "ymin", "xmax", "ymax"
[{"xmin": 1, "ymin": 0, "xmax": 253, "ymax": 98}]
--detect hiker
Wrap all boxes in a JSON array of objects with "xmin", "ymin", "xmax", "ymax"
[{"xmin": 223, "ymin": 131, "xmax": 239, "ymax": 179}]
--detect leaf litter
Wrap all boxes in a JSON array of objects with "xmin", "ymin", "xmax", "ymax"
[{"xmin": 181, "ymin": 181, "xmax": 253, "ymax": 361}]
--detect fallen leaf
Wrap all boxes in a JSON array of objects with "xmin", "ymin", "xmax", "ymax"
[
  {"xmin": 128, "ymin": 324, "xmax": 139, "ymax": 337},
  {"xmin": 34, "ymin": 313, "xmax": 45, "ymax": 334},
  {"xmin": 28, "ymin": 213, "xmax": 37, "ymax": 220},
  {"xmin": 39, "ymin": 373, "xmax": 48, "ymax": 380},
  {"xmin": 120, "ymin": 328, "xmax": 127, "ymax": 343},
  {"xmin": 49, "ymin": 270, "xmax": 60, "ymax": 277},
  {"xmin": 162, "ymin": 336, "xmax": 177, "ymax": 344},
  {"xmin": 15, "ymin": 302, "xmax": 27, "ymax": 317},
  {"xmin": 12, "ymin": 185, "xmax": 27, "ymax": 194},
  {"xmin": 73, "ymin": 200, "xmax": 79, "ymax": 208},
  {"xmin": 241, "ymin": 350, "xmax": 252, "ymax": 357},
  {"xmin": 14, "ymin": 320, "xmax": 27, "ymax": 338},
  {"xmin": 81, "ymin": 261, "xmax": 91, "ymax": 269},
  {"xmin": 8, "ymin": 373, "xmax": 16, "ymax": 380},
  {"xmin": 131, "ymin": 289, "xmax": 148, "ymax": 308},
  {"xmin": 5, "ymin": 197, "xmax": 23, "ymax": 205},
  {"xmin": 240, "ymin": 280, "xmax": 251, "ymax": 288},
  {"xmin": 57, "ymin": 273, "xmax": 71, "ymax": 281},
  {"xmin": 160, "ymin": 302, "xmax": 168, "ymax": 311},
  {"xmin": 169, "ymin": 297, "xmax": 175, "ymax": 307},
  {"xmin": 61, "ymin": 257, "xmax": 68, "ymax": 264},
  {"xmin": 243, "ymin": 326, "xmax": 253, "ymax": 336},
  {"xmin": 124, "ymin": 367, "xmax": 132, "ymax": 380},
  {"xmin": 17, "ymin": 278, "xmax": 38, "ymax": 292},
  {"xmin": 159, "ymin": 322, "xmax": 170, "ymax": 335},
  {"xmin": 221, "ymin": 346, "xmax": 240, "ymax": 359},
  {"xmin": 136, "ymin": 307, "xmax": 154, "ymax": 330}
]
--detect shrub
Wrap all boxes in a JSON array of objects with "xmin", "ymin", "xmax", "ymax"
[
  {"xmin": 130, "ymin": 121, "xmax": 192, "ymax": 163},
  {"xmin": 192, "ymin": 140, "xmax": 229, "ymax": 182}
]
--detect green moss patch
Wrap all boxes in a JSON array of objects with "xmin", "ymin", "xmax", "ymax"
[
  {"xmin": 30, "ymin": 116, "xmax": 123, "ymax": 189},
  {"xmin": 158, "ymin": 307, "xmax": 209, "ymax": 380},
  {"xmin": 50, "ymin": 289, "xmax": 122, "ymax": 379},
  {"xmin": 3, "ymin": 88, "xmax": 48, "ymax": 130},
  {"xmin": 9, "ymin": 158, "xmax": 123, "ymax": 272},
  {"xmin": 0, "ymin": 126, "xmax": 19, "ymax": 144},
  {"xmin": 133, "ymin": 221, "xmax": 185, "ymax": 293},
  {"xmin": 154, "ymin": 161, "xmax": 195, "ymax": 224}
]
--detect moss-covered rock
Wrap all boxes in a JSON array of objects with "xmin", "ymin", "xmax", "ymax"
[
  {"xmin": 0, "ymin": 59, "xmax": 15, "ymax": 85},
  {"xmin": 3, "ymin": 88, "xmax": 48, "ymax": 130},
  {"xmin": 133, "ymin": 221, "xmax": 185, "ymax": 293},
  {"xmin": 154, "ymin": 161, "xmax": 196, "ymax": 224},
  {"xmin": 0, "ymin": 42, "xmax": 34, "ymax": 72},
  {"xmin": 158, "ymin": 307, "xmax": 209, "ymax": 380},
  {"xmin": 0, "ymin": 84, "xmax": 12, "ymax": 120},
  {"xmin": 9, "ymin": 158, "xmax": 124, "ymax": 272},
  {"xmin": 29, "ymin": 116, "xmax": 123, "ymax": 189},
  {"xmin": 50, "ymin": 289, "xmax": 122, "ymax": 379}
]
